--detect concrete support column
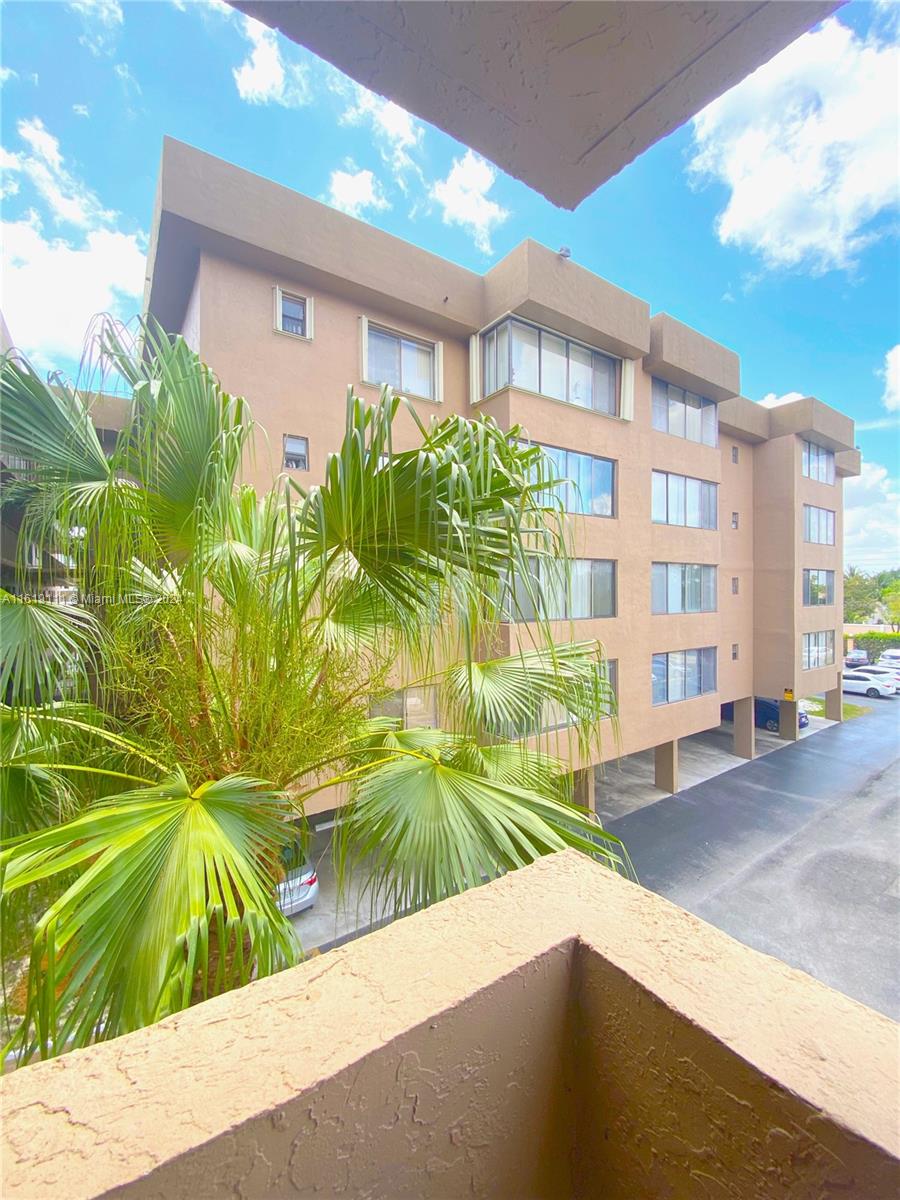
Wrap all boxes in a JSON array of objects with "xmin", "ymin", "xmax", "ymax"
[
  {"xmin": 779, "ymin": 699, "xmax": 800, "ymax": 741},
  {"xmin": 654, "ymin": 739, "xmax": 678, "ymax": 794},
  {"xmin": 733, "ymin": 696, "xmax": 756, "ymax": 760},
  {"xmin": 825, "ymin": 673, "xmax": 843, "ymax": 722},
  {"xmin": 572, "ymin": 766, "xmax": 596, "ymax": 812}
]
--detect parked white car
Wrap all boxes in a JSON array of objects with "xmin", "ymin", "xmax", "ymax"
[
  {"xmin": 877, "ymin": 651, "xmax": 900, "ymax": 669},
  {"xmin": 276, "ymin": 855, "xmax": 319, "ymax": 916},
  {"xmin": 842, "ymin": 671, "xmax": 897, "ymax": 699},
  {"xmin": 854, "ymin": 665, "xmax": 900, "ymax": 688}
]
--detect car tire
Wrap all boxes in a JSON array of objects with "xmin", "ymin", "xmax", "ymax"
[
  {"xmin": 866, "ymin": 688, "xmax": 880, "ymax": 698},
  {"xmin": 765, "ymin": 719, "xmax": 778, "ymax": 732}
]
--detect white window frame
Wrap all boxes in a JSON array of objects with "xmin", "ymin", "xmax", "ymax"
[
  {"xmin": 273, "ymin": 286, "xmax": 314, "ymax": 341},
  {"xmin": 282, "ymin": 434, "xmax": 309, "ymax": 472},
  {"xmin": 360, "ymin": 315, "xmax": 443, "ymax": 403}
]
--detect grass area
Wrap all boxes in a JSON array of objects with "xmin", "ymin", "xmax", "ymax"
[{"xmin": 803, "ymin": 697, "xmax": 871, "ymax": 720}]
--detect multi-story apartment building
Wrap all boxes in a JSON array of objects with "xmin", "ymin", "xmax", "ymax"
[{"xmin": 144, "ymin": 138, "xmax": 860, "ymax": 814}]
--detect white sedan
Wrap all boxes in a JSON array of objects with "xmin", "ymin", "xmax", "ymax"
[{"xmin": 843, "ymin": 671, "xmax": 896, "ymax": 699}]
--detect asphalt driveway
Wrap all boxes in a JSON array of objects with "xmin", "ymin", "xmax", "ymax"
[{"xmin": 608, "ymin": 698, "xmax": 900, "ymax": 1019}]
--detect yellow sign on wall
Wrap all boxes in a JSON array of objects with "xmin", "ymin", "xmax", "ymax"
[{"xmin": 783, "ymin": 688, "xmax": 794, "ymax": 702}]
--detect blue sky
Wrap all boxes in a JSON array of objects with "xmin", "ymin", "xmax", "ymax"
[{"xmin": 1, "ymin": 0, "xmax": 898, "ymax": 567}]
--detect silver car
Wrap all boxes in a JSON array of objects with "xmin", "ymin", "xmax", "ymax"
[{"xmin": 276, "ymin": 857, "xmax": 319, "ymax": 916}]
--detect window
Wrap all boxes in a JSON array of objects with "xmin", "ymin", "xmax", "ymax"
[
  {"xmin": 731, "ymin": 511, "xmax": 739, "ymax": 529},
  {"xmin": 282, "ymin": 434, "xmax": 309, "ymax": 471},
  {"xmin": 731, "ymin": 576, "xmax": 739, "ymax": 595},
  {"xmin": 802, "ymin": 439, "xmax": 835, "ymax": 484},
  {"xmin": 651, "ymin": 647, "xmax": 717, "ymax": 705},
  {"xmin": 651, "ymin": 378, "xmax": 718, "ymax": 446},
  {"xmin": 370, "ymin": 686, "xmax": 438, "ymax": 728},
  {"xmin": 803, "ymin": 568, "xmax": 835, "ymax": 606},
  {"xmin": 651, "ymin": 563, "xmax": 717, "ymax": 614},
  {"xmin": 803, "ymin": 504, "xmax": 835, "ymax": 545},
  {"xmin": 802, "ymin": 630, "xmax": 835, "ymax": 670},
  {"xmin": 651, "ymin": 470, "xmax": 717, "ymax": 529},
  {"xmin": 524, "ymin": 441, "xmax": 616, "ymax": 517},
  {"xmin": 274, "ymin": 287, "xmax": 312, "ymax": 339},
  {"xmin": 482, "ymin": 318, "xmax": 618, "ymax": 414},
  {"xmin": 732, "ymin": 643, "xmax": 739, "ymax": 661},
  {"xmin": 731, "ymin": 445, "xmax": 739, "ymax": 464},
  {"xmin": 507, "ymin": 558, "xmax": 616, "ymax": 622},
  {"xmin": 366, "ymin": 323, "xmax": 436, "ymax": 400}
]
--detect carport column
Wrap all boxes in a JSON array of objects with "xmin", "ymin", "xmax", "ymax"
[
  {"xmin": 733, "ymin": 696, "xmax": 755, "ymax": 760},
  {"xmin": 779, "ymin": 700, "xmax": 800, "ymax": 741},
  {"xmin": 654, "ymin": 739, "xmax": 678, "ymax": 794},
  {"xmin": 572, "ymin": 766, "xmax": 595, "ymax": 812},
  {"xmin": 825, "ymin": 672, "xmax": 843, "ymax": 722}
]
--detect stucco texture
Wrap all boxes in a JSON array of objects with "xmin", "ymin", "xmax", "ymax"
[{"xmin": 2, "ymin": 852, "xmax": 897, "ymax": 1198}]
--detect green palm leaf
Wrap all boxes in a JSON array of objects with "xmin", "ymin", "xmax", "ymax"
[{"xmin": 2, "ymin": 771, "xmax": 299, "ymax": 1062}]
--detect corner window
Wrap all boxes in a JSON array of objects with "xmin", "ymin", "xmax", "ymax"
[
  {"xmin": 731, "ymin": 445, "xmax": 739, "ymax": 464},
  {"xmin": 651, "ymin": 378, "xmax": 718, "ymax": 446},
  {"xmin": 482, "ymin": 318, "xmax": 618, "ymax": 415},
  {"xmin": 803, "ymin": 568, "xmax": 835, "ymax": 606},
  {"xmin": 803, "ymin": 504, "xmax": 835, "ymax": 545},
  {"xmin": 274, "ymin": 287, "xmax": 312, "ymax": 339},
  {"xmin": 732, "ymin": 576, "xmax": 739, "ymax": 595},
  {"xmin": 731, "ymin": 511, "xmax": 739, "ymax": 530},
  {"xmin": 522, "ymin": 440, "xmax": 616, "ymax": 518},
  {"xmin": 651, "ymin": 563, "xmax": 716, "ymax": 614},
  {"xmin": 651, "ymin": 470, "xmax": 717, "ymax": 529},
  {"xmin": 283, "ymin": 434, "xmax": 309, "ymax": 471},
  {"xmin": 732, "ymin": 643, "xmax": 739, "ymax": 661},
  {"xmin": 651, "ymin": 647, "xmax": 717, "ymax": 706},
  {"xmin": 802, "ymin": 630, "xmax": 835, "ymax": 670},
  {"xmin": 802, "ymin": 439, "xmax": 835, "ymax": 484}
]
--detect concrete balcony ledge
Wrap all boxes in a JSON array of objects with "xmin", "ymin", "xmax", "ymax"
[
  {"xmin": 2, "ymin": 852, "xmax": 898, "ymax": 1199},
  {"xmin": 645, "ymin": 312, "xmax": 741, "ymax": 404}
]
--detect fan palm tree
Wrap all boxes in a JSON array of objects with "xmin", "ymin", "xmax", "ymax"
[{"xmin": 0, "ymin": 316, "xmax": 629, "ymax": 1063}]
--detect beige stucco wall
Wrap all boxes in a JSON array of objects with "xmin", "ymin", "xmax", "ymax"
[{"xmin": 3, "ymin": 853, "xmax": 896, "ymax": 1198}]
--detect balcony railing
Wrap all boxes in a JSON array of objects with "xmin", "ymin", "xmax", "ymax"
[{"xmin": 1, "ymin": 850, "xmax": 896, "ymax": 1198}]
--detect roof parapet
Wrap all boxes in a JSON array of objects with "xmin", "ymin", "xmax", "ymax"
[{"xmin": 645, "ymin": 312, "xmax": 740, "ymax": 403}]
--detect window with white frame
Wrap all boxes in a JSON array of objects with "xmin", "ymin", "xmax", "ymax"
[
  {"xmin": 802, "ymin": 439, "xmax": 835, "ymax": 484},
  {"xmin": 803, "ymin": 504, "xmax": 835, "ymax": 545},
  {"xmin": 652, "ymin": 647, "xmax": 717, "ymax": 705},
  {"xmin": 482, "ymin": 317, "xmax": 618, "ymax": 414},
  {"xmin": 522, "ymin": 440, "xmax": 616, "ymax": 517},
  {"xmin": 282, "ymin": 434, "xmax": 309, "ymax": 471},
  {"xmin": 365, "ymin": 321, "xmax": 437, "ymax": 400},
  {"xmin": 651, "ymin": 378, "xmax": 718, "ymax": 446},
  {"xmin": 507, "ymin": 558, "xmax": 616, "ymax": 622},
  {"xmin": 803, "ymin": 569, "xmax": 835, "ymax": 606},
  {"xmin": 274, "ymin": 287, "xmax": 312, "ymax": 339},
  {"xmin": 802, "ymin": 630, "xmax": 835, "ymax": 669},
  {"xmin": 651, "ymin": 563, "xmax": 716, "ymax": 614},
  {"xmin": 651, "ymin": 470, "xmax": 717, "ymax": 529}
]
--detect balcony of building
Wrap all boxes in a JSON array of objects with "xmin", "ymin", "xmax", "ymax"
[{"xmin": 2, "ymin": 850, "xmax": 896, "ymax": 1199}]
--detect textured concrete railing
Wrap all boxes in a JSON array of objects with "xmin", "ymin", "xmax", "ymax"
[{"xmin": 2, "ymin": 851, "xmax": 898, "ymax": 1198}]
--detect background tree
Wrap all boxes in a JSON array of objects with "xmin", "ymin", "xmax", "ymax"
[{"xmin": 844, "ymin": 566, "xmax": 880, "ymax": 623}]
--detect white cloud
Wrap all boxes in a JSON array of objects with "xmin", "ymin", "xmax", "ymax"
[
  {"xmin": 325, "ymin": 167, "xmax": 389, "ymax": 219},
  {"xmin": 114, "ymin": 62, "xmax": 141, "ymax": 95},
  {"xmin": 68, "ymin": 0, "xmax": 123, "ymax": 56},
  {"xmin": 843, "ymin": 461, "xmax": 900, "ymax": 571},
  {"xmin": 689, "ymin": 16, "xmax": 900, "ymax": 274},
  {"xmin": 2, "ymin": 213, "xmax": 146, "ymax": 368},
  {"xmin": 233, "ymin": 14, "xmax": 309, "ymax": 107},
  {"xmin": 1, "ymin": 67, "xmax": 18, "ymax": 85},
  {"xmin": 430, "ymin": 150, "xmax": 508, "ymax": 254},
  {"xmin": 758, "ymin": 391, "xmax": 805, "ymax": 409},
  {"xmin": 4, "ymin": 117, "xmax": 115, "ymax": 228},
  {"xmin": 73, "ymin": 104, "xmax": 91, "ymax": 118},
  {"xmin": 341, "ymin": 86, "xmax": 423, "ymax": 181},
  {"xmin": 879, "ymin": 344, "xmax": 900, "ymax": 412},
  {"xmin": 1, "ymin": 119, "xmax": 146, "ymax": 367}
]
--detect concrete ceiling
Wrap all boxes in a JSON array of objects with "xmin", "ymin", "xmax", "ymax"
[{"xmin": 230, "ymin": 1, "xmax": 841, "ymax": 209}]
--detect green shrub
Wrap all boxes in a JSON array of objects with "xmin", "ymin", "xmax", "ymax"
[{"xmin": 849, "ymin": 631, "xmax": 900, "ymax": 659}]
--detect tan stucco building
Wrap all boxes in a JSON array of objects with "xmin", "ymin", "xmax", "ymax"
[{"xmin": 144, "ymin": 137, "xmax": 860, "ymax": 812}]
